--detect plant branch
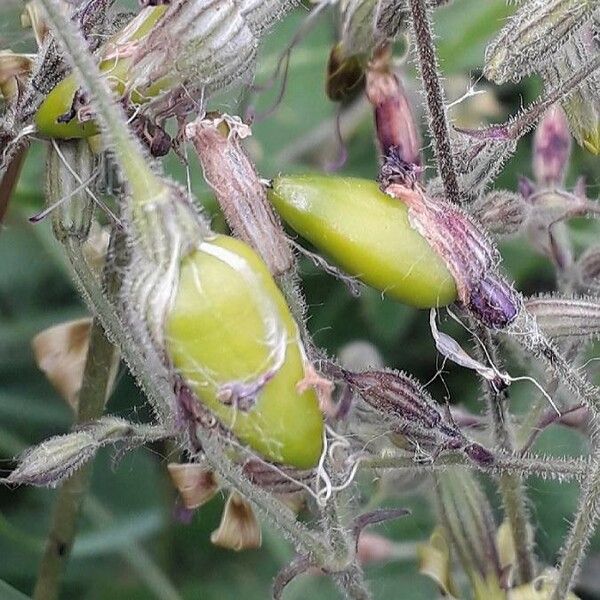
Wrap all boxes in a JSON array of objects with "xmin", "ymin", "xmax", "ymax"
[
  {"xmin": 474, "ymin": 326, "xmax": 535, "ymax": 584},
  {"xmin": 362, "ymin": 451, "xmax": 587, "ymax": 483},
  {"xmin": 551, "ymin": 448, "xmax": 600, "ymax": 600},
  {"xmin": 407, "ymin": 0, "xmax": 461, "ymax": 204}
]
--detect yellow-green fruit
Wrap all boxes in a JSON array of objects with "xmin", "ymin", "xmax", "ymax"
[
  {"xmin": 268, "ymin": 175, "xmax": 457, "ymax": 308},
  {"xmin": 165, "ymin": 235, "xmax": 324, "ymax": 469},
  {"xmin": 34, "ymin": 6, "xmax": 168, "ymax": 139}
]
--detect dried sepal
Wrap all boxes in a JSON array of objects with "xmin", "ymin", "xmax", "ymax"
[
  {"xmin": 167, "ymin": 462, "xmax": 219, "ymax": 510},
  {"xmin": 0, "ymin": 51, "xmax": 35, "ymax": 102},
  {"xmin": 32, "ymin": 317, "xmax": 93, "ymax": 411},
  {"xmin": 524, "ymin": 294, "xmax": 600, "ymax": 342},
  {"xmin": 185, "ymin": 114, "xmax": 293, "ymax": 277},
  {"xmin": 210, "ymin": 492, "xmax": 262, "ymax": 551},
  {"xmin": 484, "ymin": 0, "xmax": 597, "ymax": 84}
]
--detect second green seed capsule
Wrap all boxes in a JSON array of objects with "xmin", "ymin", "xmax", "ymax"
[{"xmin": 267, "ymin": 175, "xmax": 457, "ymax": 308}]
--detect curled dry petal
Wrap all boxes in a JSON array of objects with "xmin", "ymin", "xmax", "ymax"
[
  {"xmin": 167, "ymin": 462, "xmax": 219, "ymax": 509},
  {"xmin": 32, "ymin": 317, "xmax": 92, "ymax": 411},
  {"xmin": 211, "ymin": 492, "xmax": 262, "ymax": 551}
]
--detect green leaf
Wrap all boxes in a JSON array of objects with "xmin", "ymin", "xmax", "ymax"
[{"xmin": 0, "ymin": 579, "xmax": 31, "ymax": 600}]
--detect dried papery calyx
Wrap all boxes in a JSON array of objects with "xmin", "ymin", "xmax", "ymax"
[
  {"xmin": 434, "ymin": 469, "xmax": 505, "ymax": 594},
  {"xmin": 380, "ymin": 148, "xmax": 520, "ymax": 329},
  {"xmin": 39, "ymin": 0, "xmax": 325, "ymax": 469},
  {"xmin": 5, "ymin": 417, "xmax": 170, "ymax": 487},
  {"xmin": 541, "ymin": 21, "xmax": 600, "ymax": 154},
  {"xmin": 43, "ymin": 138, "xmax": 96, "ymax": 240},
  {"xmin": 471, "ymin": 190, "xmax": 529, "ymax": 236},
  {"xmin": 533, "ymin": 105, "xmax": 572, "ymax": 188},
  {"xmin": 32, "ymin": 317, "xmax": 93, "ymax": 411},
  {"xmin": 210, "ymin": 492, "xmax": 262, "ymax": 551},
  {"xmin": 524, "ymin": 295, "xmax": 600, "ymax": 342},
  {"xmin": 167, "ymin": 462, "xmax": 219, "ymax": 509},
  {"xmin": 129, "ymin": 0, "xmax": 297, "ymax": 118},
  {"xmin": 484, "ymin": 0, "xmax": 598, "ymax": 85},
  {"xmin": 366, "ymin": 45, "xmax": 422, "ymax": 164},
  {"xmin": 340, "ymin": 0, "xmax": 405, "ymax": 59},
  {"xmin": 338, "ymin": 367, "xmax": 494, "ymax": 467},
  {"xmin": 185, "ymin": 114, "xmax": 293, "ymax": 278}
]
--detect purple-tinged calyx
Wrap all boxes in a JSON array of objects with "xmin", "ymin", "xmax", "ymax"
[
  {"xmin": 533, "ymin": 105, "xmax": 571, "ymax": 188},
  {"xmin": 379, "ymin": 148, "xmax": 520, "ymax": 329}
]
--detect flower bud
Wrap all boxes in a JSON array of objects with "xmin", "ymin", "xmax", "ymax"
[
  {"xmin": 44, "ymin": 138, "xmax": 96, "ymax": 241},
  {"xmin": 484, "ymin": 0, "xmax": 597, "ymax": 84},
  {"xmin": 210, "ymin": 492, "xmax": 261, "ymax": 551},
  {"xmin": 435, "ymin": 470, "xmax": 503, "ymax": 590},
  {"xmin": 533, "ymin": 105, "xmax": 571, "ymax": 187},
  {"xmin": 471, "ymin": 190, "xmax": 528, "ymax": 236},
  {"xmin": 577, "ymin": 245, "xmax": 600, "ymax": 294},
  {"xmin": 339, "ymin": 0, "xmax": 405, "ymax": 59},
  {"xmin": 167, "ymin": 462, "xmax": 219, "ymax": 509},
  {"xmin": 366, "ymin": 46, "xmax": 422, "ymax": 164},
  {"xmin": 524, "ymin": 295, "xmax": 600, "ymax": 342}
]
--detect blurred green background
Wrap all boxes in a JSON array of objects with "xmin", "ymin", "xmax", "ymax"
[{"xmin": 1, "ymin": 0, "xmax": 599, "ymax": 598}]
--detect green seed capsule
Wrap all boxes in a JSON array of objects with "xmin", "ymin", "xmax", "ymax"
[
  {"xmin": 34, "ymin": 6, "xmax": 167, "ymax": 139},
  {"xmin": 267, "ymin": 175, "xmax": 457, "ymax": 308},
  {"xmin": 165, "ymin": 234, "xmax": 324, "ymax": 469}
]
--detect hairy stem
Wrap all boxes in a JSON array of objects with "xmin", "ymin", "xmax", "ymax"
[
  {"xmin": 407, "ymin": 0, "xmax": 461, "ymax": 204},
  {"xmin": 38, "ymin": 0, "xmax": 164, "ymax": 201},
  {"xmin": 476, "ymin": 327, "xmax": 535, "ymax": 584},
  {"xmin": 32, "ymin": 319, "xmax": 118, "ymax": 600},
  {"xmin": 551, "ymin": 448, "xmax": 600, "ymax": 600}
]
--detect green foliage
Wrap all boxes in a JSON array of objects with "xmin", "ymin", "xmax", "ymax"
[{"xmin": 0, "ymin": 0, "xmax": 598, "ymax": 598}]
